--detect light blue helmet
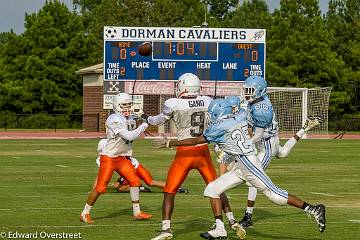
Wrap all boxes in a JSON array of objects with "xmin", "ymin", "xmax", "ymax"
[
  {"xmin": 227, "ymin": 95, "xmax": 241, "ymax": 113},
  {"xmin": 243, "ymin": 76, "xmax": 267, "ymax": 101},
  {"xmin": 208, "ymin": 99, "xmax": 233, "ymax": 122},
  {"xmin": 227, "ymin": 95, "xmax": 247, "ymax": 113}
]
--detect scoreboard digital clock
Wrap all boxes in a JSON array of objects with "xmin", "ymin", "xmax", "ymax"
[{"xmin": 104, "ymin": 27, "xmax": 265, "ymax": 81}]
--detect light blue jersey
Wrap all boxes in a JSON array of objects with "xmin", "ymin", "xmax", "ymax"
[
  {"xmin": 249, "ymin": 95, "xmax": 279, "ymax": 139},
  {"xmin": 204, "ymin": 112, "xmax": 256, "ymax": 156}
]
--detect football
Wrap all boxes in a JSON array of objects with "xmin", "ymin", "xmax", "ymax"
[{"xmin": 138, "ymin": 42, "xmax": 152, "ymax": 56}]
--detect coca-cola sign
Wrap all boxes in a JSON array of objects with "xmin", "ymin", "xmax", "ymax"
[
  {"xmin": 125, "ymin": 81, "xmax": 243, "ymax": 96},
  {"xmin": 126, "ymin": 81, "xmax": 175, "ymax": 95}
]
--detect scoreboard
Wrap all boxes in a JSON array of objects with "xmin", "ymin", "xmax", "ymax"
[{"xmin": 103, "ymin": 27, "xmax": 265, "ymax": 82}]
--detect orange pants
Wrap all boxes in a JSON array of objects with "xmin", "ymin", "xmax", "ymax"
[
  {"xmin": 96, "ymin": 155, "xmax": 141, "ymax": 193},
  {"xmin": 164, "ymin": 144, "xmax": 217, "ymax": 194},
  {"xmin": 120, "ymin": 164, "xmax": 153, "ymax": 186}
]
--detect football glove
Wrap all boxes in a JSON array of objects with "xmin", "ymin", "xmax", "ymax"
[{"xmin": 140, "ymin": 113, "xmax": 149, "ymax": 124}]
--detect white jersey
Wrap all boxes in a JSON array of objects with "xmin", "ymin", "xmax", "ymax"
[
  {"xmin": 100, "ymin": 113, "xmax": 148, "ymax": 157},
  {"xmin": 149, "ymin": 96, "xmax": 212, "ymax": 140}
]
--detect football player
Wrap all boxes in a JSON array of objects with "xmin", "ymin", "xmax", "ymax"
[
  {"xmin": 80, "ymin": 92, "xmax": 152, "ymax": 224},
  {"xmin": 214, "ymin": 95, "xmax": 248, "ymax": 176},
  {"xmin": 164, "ymin": 98, "xmax": 326, "ymax": 239},
  {"xmin": 96, "ymin": 139, "xmax": 189, "ymax": 194},
  {"xmin": 238, "ymin": 76, "xmax": 323, "ymax": 227},
  {"xmin": 148, "ymin": 73, "xmax": 241, "ymax": 240}
]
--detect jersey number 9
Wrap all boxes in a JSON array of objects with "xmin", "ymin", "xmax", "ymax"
[{"xmin": 190, "ymin": 111, "xmax": 205, "ymax": 137}]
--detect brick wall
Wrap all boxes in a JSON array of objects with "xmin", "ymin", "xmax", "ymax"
[
  {"xmin": 83, "ymin": 86, "xmax": 108, "ymax": 131},
  {"xmin": 143, "ymin": 95, "xmax": 160, "ymax": 133}
]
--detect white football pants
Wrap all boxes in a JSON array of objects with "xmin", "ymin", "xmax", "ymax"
[{"xmin": 204, "ymin": 155, "xmax": 288, "ymax": 205}]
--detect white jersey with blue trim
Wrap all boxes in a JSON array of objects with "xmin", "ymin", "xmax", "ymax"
[
  {"xmin": 249, "ymin": 95, "xmax": 279, "ymax": 139},
  {"xmin": 204, "ymin": 112, "xmax": 257, "ymax": 156}
]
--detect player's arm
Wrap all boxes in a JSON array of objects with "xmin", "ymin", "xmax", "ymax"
[
  {"xmin": 168, "ymin": 136, "xmax": 207, "ymax": 147},
  {"xmin": 147, "ymin": 100, "xmax": 172, "ymax": 126},
  {"xmin": 250, "ymin": 107, "xmax": 272, "ymax": 143},
  {"xmin": 219, "ymin": 163, "xmax": 227, "ymax": 175},
  {"xmin": 148, "ymin": 113, "xmax": 169, "ymax": 126},
  {"xmin": 251, "ymin": 127, "xmax": 265, "ymax": 144},
  {"xmin": 108, "ymin": 117, "xmax": 148, "ymax": 141},
  {"xmin": 117, "ymin": 123, "xmax": 148, "ymax": 141},
  {"xmin": 248, "ymin": 127, "xmax": 253, "ymax": 137}
]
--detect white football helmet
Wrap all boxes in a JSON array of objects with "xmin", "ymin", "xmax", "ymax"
[
  {"xmin": 175, "ymin": 73, "xmax": 201, "ymax": 98},
  {"xmin": 113, "ymin": 93, "xmax": 133, "ymax": 116}
]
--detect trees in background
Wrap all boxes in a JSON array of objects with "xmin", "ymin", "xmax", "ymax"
[
  {"xmin": 0, "ymin": 0, "xmax": 359, "ymax": 128},
  {"xmin": 0, "ymin": 1, "xmax": 98, "ymax": 116}
]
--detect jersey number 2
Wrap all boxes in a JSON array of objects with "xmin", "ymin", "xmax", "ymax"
[
  {"xmin": 231, "ymin": 126, "xmax": 254, "ymax": 154},
  {"xmin": 190, "ymin": 112, "xmax": 205, "ymax": 137}
]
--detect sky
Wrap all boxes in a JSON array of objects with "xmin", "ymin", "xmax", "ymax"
[{"xmin": 0, "ymin": 0, "xmax": 330, "ymax": 34}]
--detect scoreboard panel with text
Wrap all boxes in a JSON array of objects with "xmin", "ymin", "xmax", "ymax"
[{"xmin": 103, "ymin": 27, "xmax": 265, "ymax": 82}]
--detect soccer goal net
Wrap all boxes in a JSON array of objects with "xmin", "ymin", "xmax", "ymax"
[
  {"xmin": 267, "ymin": 87, "xmax": 332, "ymax": 138},
  {"xmin": 156, "ymin": 86, "xmax": 332, "ymax": 139}
]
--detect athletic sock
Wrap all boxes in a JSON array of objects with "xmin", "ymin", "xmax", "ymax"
[
  {"xmin": 246, "ymin": 207, "xmax": 254, "ymax": 214},
  {"xmin": 162, "ymin": 220, "xmax": 171, "ymax": 231},
  {"xmin": 82, "ymin": 203, "xmax": 92, "ymax": 215},
  {"xmin": 132, "ymin": 203, "xmax": 140, "ymax": 215},
  {"xmin": 215, "ymin": 218, "xmax": 225, "ymax": 229},
  {"xmin": 301, "ymin": 202, "xmax": 310, "ymax": 210},
  {"xmin": 226, "ymin": 212, "xmax": 235, "ymax": 222},
  {"xmin": 297, "ymin": 128, "xmax": 306, "ymax": 137}
]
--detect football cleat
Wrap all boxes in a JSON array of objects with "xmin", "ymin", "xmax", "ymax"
[
  {"xmin": 239, "ymin": 212, "xmax": 253, "ymax": 228},
  {"xmin": 200, "ymin": 228, "xmax": 227, "ymax": 240},
  {"xmin": 177, "ymin": 187, "xmax": 189, "ymax": 194},
  {"xmin": 140, "ymin": 186, "xmax": 152, "ymax": 193},
  {"xmin": 151, "ymin": 229, "xmax": 173, "ymax": 240},
  {"xmin": 80, "ymin": 213, "xmax": 94, "ymax": 224},
  {"xmin": 133, "ymin": 211, "xmax": 152, "ymax": 220},
  {"xmin": 303, "ymin": 116, "xmax": 324, "ymax": 132},
  {"xmin": 305, "ymin": 204, "xmax": 326, "ymax": 232},
  {"xmin": 229, "ymin": 220, "xmax": 247, "ymax": 239}
]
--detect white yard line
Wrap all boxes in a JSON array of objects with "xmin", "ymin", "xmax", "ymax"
[
  {"xmin": 309, "ymin": 192, "xmax": 340, "ymax": 197},
  {"xmin": 16, "ymin": 196, "xmax": 41, "ymax": 198},
  {"xmin": 55, "ymin": 165, "xmax": 69, "ymax": 168},
  {"xmin": 349, "ymin": 220, "xmax": 360, "ymax": 223}
]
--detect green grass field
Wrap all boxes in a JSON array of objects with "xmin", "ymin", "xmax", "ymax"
[{"xmin": 0, "ymin": 139, "xmax": 359, "ymax": 240}]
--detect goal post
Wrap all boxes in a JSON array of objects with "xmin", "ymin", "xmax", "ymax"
[{"xmin": 267, "ymin": 87, "xmax": 332, "ymax": 138}]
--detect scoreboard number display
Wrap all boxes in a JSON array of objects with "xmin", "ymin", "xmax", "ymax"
[{"xmin": 104, "ymin": 27, "xmax": 265, "ymax": 82}]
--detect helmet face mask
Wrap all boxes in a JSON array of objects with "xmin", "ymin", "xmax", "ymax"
[
  {"xmin": 208, "ymin": 99, "xmax": 233, "ymax": 122},
  {"xmin": 243, "ymin": 76, "xmax": 267, "ymax": 102},
  {"xmin": 175, "ymin": 73, "xmax": 201, "ymax": 98},
  {"xmin": 243, "ymin": 86, "xmax": 256, "ymax": 101},
  {"xmin": 119, "ymin": 102, "xmax": 132, "ymax": 116},
  {"xmin": 113, "ymin": 93, "xmax": 133, "ymax": 116}
]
